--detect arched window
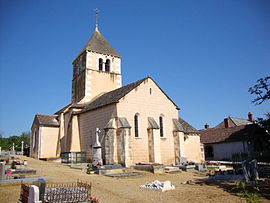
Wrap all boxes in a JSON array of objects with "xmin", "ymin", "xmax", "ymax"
[
  {"xmin": 134, "ymin": 114, "xmax": 139, "ymax": 138},
  {"xmin": 159, "ymin": 116, "xmax": 164, "ymax": 137},
  {"xmin": 105, "ymin": 59, "xmax": 110, "ymax": 72},
  {"xmin": 99, "ymin": 58, "xmax": 103, "ymax": 71}
]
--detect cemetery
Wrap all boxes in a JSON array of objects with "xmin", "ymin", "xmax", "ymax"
[{"xmin": 1, "ymin": 152, "xmax": 270, "ymax": 202}]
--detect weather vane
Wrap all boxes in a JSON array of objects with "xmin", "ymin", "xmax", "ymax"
[{"xmin": 93, "ymin": 8, "xmax": 100, "ymax": 31}]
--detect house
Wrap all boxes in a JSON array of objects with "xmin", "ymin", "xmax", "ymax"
[
  {"xmin": 200, "ymin": 113, "xmax": 270, "ymax": 161},
  {"xmin": 30, "ymin": 24, "xmax": 204, "ymax": 166}
]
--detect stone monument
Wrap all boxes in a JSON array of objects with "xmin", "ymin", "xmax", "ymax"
[{"xmin": 92, "ymin": 128, "xmax": 102, "ymax": 165}]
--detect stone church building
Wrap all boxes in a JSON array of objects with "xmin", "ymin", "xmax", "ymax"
[{"xmin": 30, "ymin": 26, "xmax": 203, "ymax": 166}]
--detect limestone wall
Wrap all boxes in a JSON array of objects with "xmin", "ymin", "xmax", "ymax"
[
  {"xmin": 86, "ymin": 52, "xmax": 121, "ymax": 74},
  {"xmin": 78, "ymin": 104, "xmax": 117, "ymax": 161},
  {"xmin": 184, "ymin": 134, "xmax": 202, "ymax": 163},
  {"xmin": 116, "ymin": 78, "xmax": 179, "ymax": 165},
  {"xmin": 39, "ymin": 126, "xmax": 59, "ymax": 159},
  {"xmin": 78, "ymin": 52, "xmax": 122, "ymax": 103}
]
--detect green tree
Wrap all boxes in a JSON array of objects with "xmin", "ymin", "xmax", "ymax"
[
  {"xmin": 0, "ymin": 131, "xmax": 30, "ymax": 151},
  {"xmin": 249, "ymin": 76, "xmax": 270, "ymax": 105}
]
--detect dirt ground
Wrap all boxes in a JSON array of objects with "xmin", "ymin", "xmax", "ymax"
[{"xmin": 0, "ymin": 156, "xmax": 269, "ymax": 203}]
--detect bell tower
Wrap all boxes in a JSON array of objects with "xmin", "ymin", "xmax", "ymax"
[{"xmin": 72, "ymin": 20, "xmax": 122, "ymax": 104}]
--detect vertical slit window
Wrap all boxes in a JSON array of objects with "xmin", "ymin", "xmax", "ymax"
[
  {"xmin": 99, "ymin": 58, "xmax": 103, "ymax": 71},
  {"xmin": 134, "ymin": 114, "xmax": 139, "ymax": 138},
  {"xmin": 105, "ymin": 59, "xmax": 110, "ymax": 72},
  {"xmin": 159, "ymin": 116, "xmax": 164, "ymax": 137}
]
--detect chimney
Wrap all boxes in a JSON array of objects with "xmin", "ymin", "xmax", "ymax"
[
  {"xmin": 204, "ymin": 124, "xmax": 209, "ymax": 129},
  {"xmin": 224, "ymin": 118, "xmax": 230, "ymax": 128},
  {"xmin": 248, "ymin": 112, "xmax": 253, "ymax": 122}
]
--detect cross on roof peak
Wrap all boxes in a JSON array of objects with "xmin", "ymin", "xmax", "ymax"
[{"xmin": 93, "ymin": 8, "xmax": 100, "ymax": 31}]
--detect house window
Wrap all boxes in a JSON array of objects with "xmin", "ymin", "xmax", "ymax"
[
  {"xmin": 159, "ymin": 116, "xmax": 164, "ymax": 137},
  {"xmin": 99, "ymin": 58, "xmax": 103, "ymax": 71},
  {"xmin": 105, "ymin": 59, "xmax": 110, "ymax": 72},
  {"xmin": 134, "ymin": 114, "xmax": 139, "ymax": 138}
]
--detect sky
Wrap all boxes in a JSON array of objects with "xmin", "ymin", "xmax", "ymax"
[{"xmin": 0, "ymin": 0, "xmax": 269, "ymax": 137}]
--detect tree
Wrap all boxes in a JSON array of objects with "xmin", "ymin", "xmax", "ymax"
[
  {"xmin": 249, "ymin": 76, "xmax": 270, "ymax": 105},
  {"xmin": 257, "ymin": 112, "xmax": 270, "ymax": 134},
  {"xmin": 0, "ymin": 131, "xmax": 30, "ymax": 151}
]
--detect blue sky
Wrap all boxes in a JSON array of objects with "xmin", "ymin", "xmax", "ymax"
[{"xmin": 0, "ymin": 0, "xmax": 269, "ymax": 137}]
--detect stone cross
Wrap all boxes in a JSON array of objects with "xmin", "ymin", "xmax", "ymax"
[
  {"xmin": 21, "ymin": 141, "xmax": 24, "ymax": 155},
  {"xmin": 93, "ymin": 8, "xmax": 100, "ymax": 31},
  {"xmin": 92, "ymin": 128, "xmax": 102, "ymax": 165}
]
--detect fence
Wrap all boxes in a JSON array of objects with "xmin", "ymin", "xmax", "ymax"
[
  {"xmin": 44, "ymin": 180, "xmax": 91, "ymax": 203},
  {"xmin": 61, "ymin": 152, "xmax": 86, "ymax": 164},
  {"xmin": 20, "ymin": 180, "xmax": 91, "ymax": 203},
  {"xmin": 20, "ymin": 183, "xmax": 30, "ymax": 203}
]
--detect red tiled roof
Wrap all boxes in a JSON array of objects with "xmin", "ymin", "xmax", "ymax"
[{"xmin": 200, "ymin": 124, "xmax": 257, "ymax": 144}]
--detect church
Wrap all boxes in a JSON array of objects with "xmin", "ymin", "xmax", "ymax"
[{"xmin": 30, "ymin": 24, "xmax": 204, "ymax": 166}]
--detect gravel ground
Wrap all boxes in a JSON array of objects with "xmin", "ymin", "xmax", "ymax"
[{"xmin": 0, "ymin": 155, "xmax": 269, "ymax": 203}]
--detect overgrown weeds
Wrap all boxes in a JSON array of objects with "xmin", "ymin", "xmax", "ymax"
[{"xmin": 234, "ymin": 181, "xmax": 261, "ymax": 203}]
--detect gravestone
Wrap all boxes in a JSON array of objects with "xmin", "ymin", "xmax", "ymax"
[
  {"xmin": 0, "ymin": 162, "xmax": 5, "ymax": 181},
  {"xmin": 28, "ymin": 185, "xmax": 41, "ymax": 203},
  {"xmin": 195, "ymin": 164, "xmax": 207, "ymax": 171},
  {"xmin": 33, "ymin": 178, "xmax": 46, "ymax": 202},
  {"xmin": 179, "ymin": 157, "xmax": 187, "ymax": 166},
  {"xmin": 250, "ymin": 160, "xmax": 259, "ymax": 182},
  {"xmin": 242, "ymin": 160, "xmax": 250, "ymax": 182}
]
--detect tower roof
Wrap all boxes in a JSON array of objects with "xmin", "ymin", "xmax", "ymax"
[{"xmin": 75, "ymin": 29, "xmax": 121, "ymax": 61}]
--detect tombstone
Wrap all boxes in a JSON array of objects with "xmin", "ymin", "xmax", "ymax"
[
  {"xmin": 179, "ymin": 157, "xmax": 187, "ymax": 166},
  {"xmin": 92, "ymin": 128, "xmax": 102, "ymax": 165},
  {"xmin": 242, "ymin": 160, "xmax": 250, "ymax": 182},
  {"xmin": 32, "ymin": 178, "xmax": 46, "ymax": 202},
  {"xmin": 250, "ymin": 159, "xmax": 259, "ymax": 182},
  {"xmin": 0, "ymin": 162, "xmax": 5, "ymax": 181},
  {"xmin": 28, "ymin": 185, "xmax": 41, "ymax": 203},
  {"xmin": 195, "ymin": 164, "xmax": 207, "ymax": 171}
]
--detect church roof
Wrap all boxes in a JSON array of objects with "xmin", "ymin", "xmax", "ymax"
[
  {"xmin": 178, "ymin": 117, "xmax": 198, "ymax": 134},
  {"xmin": 75, "ymin": 29, "xmax": 121, "ymax": 60},
  {"xmin": 79, "ymin": 77, "xmax": 147, "ymax": 113},
  {"xmin": 35, "ymin": 114, "xmax": 60, "ymax": 127},
  {"xmin": 78, "ymin": 77, "xmax": 179, "ymax": 114}
]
